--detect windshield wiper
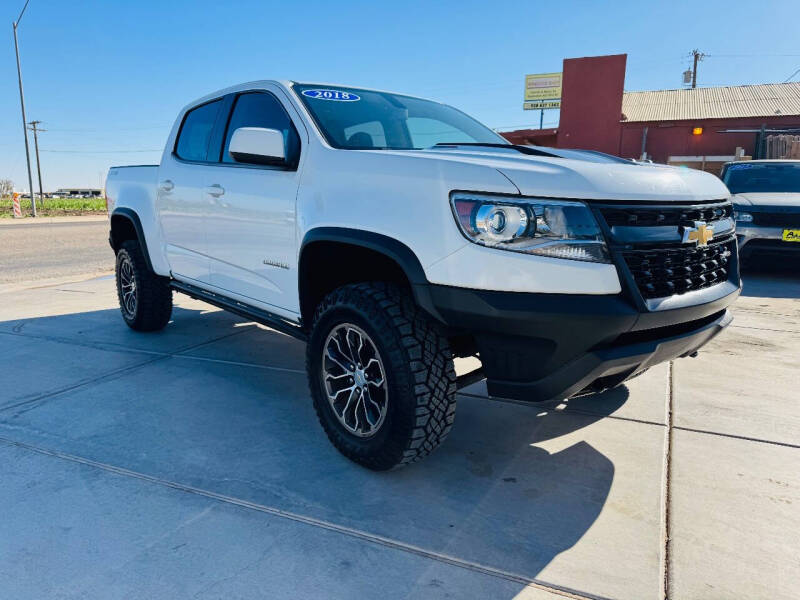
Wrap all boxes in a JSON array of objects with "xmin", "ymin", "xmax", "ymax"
[{"xmin": 433, "ymin": 142, "xmax": 559, "ymax": 158}]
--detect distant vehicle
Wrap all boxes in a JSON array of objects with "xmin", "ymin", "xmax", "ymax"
[
  {"xmin": 722, "ymin": 160, "xmax": 800, "ymax": 260},
  {"xmin": 105, "ymin": 80, "xmax": 740, "ymax": 470}
]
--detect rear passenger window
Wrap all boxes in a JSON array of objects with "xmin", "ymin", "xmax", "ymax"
[
  {"xmin": 222, "ymin": 92, "xmax": 300, "ymax": 164},
  {"xmin": 175, "ymin": 100, "xmax": 222, "ymax": 162}
]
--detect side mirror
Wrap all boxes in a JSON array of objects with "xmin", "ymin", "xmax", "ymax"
[{"xmin": 229, "ymin": 127, "xmax": 287, "ymax": 166}]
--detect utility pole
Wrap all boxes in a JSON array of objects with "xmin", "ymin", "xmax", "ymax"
[
  {"xmin": 691, "ymin": 49, "xmax": 705, "ymax": 89},
  {"xmin": 28, "ymin": 120, "xmax": 45, "ymax": 209},
  {"xmin": 13, "ymin": 0, "xmax": 36, "ymax": 217}
]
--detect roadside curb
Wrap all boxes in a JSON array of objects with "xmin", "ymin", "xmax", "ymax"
[
  {"xmin": 0, "ymin": 271, "xmax": 114, "ymax": 295},
  {"xmin": 0, "ymin": 215, "xmax": 108, "ymax": 226}
]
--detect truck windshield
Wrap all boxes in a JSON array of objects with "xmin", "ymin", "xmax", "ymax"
[
  {"xmin": 293, "ymin": 83, "xmax": 507, "ymax": 150},
  {"xmin": 723, "ymin": 162, "xmax": 800, "ymax": 194}
]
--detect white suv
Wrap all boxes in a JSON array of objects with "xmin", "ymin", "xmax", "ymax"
[{"xmin": 105, "ymin": 81, "xmax": 740, "ymax": 470}]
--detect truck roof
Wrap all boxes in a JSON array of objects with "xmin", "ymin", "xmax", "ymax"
[{"xmin": 185, "ymin": 80, "xmax": 446, "ymax": 114}]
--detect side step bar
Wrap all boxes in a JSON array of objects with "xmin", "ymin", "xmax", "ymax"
[
  {"xmin": 170, "ymin": 280, "xmax": 307, "ymax": 342},
  {"xmin": 171, "ymin": 280, "xmax": 485, "ymax": 386},
  {"xmin": 456, "ymin": 366, "xmax": 485, "ymax": 390}
]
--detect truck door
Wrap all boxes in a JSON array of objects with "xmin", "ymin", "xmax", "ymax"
[
  {"xmin": 156, "ymin": 98, "xmax": 224, "ymax": 285},
  {"xmin": 203, "ymin": 88, "xmax": 304, "ymax": 314}
]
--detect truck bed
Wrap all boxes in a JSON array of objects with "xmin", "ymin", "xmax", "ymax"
[{"xmin": 106, "ymin": 165, "xmax": 159, "ymax": 215}]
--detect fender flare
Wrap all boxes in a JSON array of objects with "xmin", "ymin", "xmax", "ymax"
[
  {"xmin": 109, "ymin": 208, "xmax": 154, "ymax": 272},
  {"xmin": 299, "ymin": 227, "xmax": 443, "ymax": 323}
]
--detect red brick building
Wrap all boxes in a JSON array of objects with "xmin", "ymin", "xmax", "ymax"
[{"xmin": 502, "ymin": 54, "xmax": 800, "ymax": 173}]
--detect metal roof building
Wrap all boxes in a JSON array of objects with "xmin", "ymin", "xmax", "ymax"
[
  {"xmin": 502, "ymin": 55, "xmax": 800, "ymax": 174},
  {"xmin": 621, "ymin": 83, "xmax": 800, "ymax": 122}
]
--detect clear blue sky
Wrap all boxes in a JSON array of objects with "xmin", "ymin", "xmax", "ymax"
[{"xmin": 2, "ymin": 0, "xmax": 799, "ymax": 191}]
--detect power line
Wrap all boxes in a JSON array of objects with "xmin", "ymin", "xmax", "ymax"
[
  {"xmin": 40, "ymin": 149, "xmax": 161, "ymax": 154},
  {"xmin": 15, "ymin": 0, "xmax": 31, "ymax": 24},
  {"xmin": 42, "ymin": 124, "xmax": 171, "ymax": 132},
  {"xmin": 706, "ymin": 53, "xmax": 800, "ymax": 58}
]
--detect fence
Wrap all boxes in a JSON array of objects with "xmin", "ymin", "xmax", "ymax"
[{"xmin": 764, "ymin": 135, "xmax": 800, "ymax": 159}]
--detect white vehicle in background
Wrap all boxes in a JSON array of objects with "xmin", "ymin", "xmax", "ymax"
[
  {"xmin": 722, "ymin": 160, "xmax": 800, "ymax": 260},
  {"xmin": 105, "ymin": 81, "xmax": 740, "ymax": 470}
]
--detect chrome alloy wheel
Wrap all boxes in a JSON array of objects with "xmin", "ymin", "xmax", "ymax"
[
  {"xmin": 322, "ymin": 323, "xmax": 388, "ymax": 438},
  {"xmin": 119, "ymin": 255, "xmax": 137, "ymax": 318}
]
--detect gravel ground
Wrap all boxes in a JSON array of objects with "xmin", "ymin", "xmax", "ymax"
[{"xmin": 0, "ymin": 218, "xmax": 112, "ymax": 286}]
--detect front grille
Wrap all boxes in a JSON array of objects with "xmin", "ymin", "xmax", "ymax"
[
  {"xmin": 622, "ymin": 238, "xmax": 735, "ymax": 299},
  {"xmin": 601, "ymin": 203, "xmax": 732, "ymax": 227},
  {"xmin": 751, "ymin": 212, "xmax": 800, "ymax": 228},
  {"xmin": 594, "ymin": 200, "xmax": 737, "ymax": 300}
]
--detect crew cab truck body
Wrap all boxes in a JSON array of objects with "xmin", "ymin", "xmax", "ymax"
[{"xmin": 106, "ymin": 80, "xmax": 740, "ymax": 470}]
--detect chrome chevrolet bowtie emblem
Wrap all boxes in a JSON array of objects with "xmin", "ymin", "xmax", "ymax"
[{"xmin": 682, "ymin": 221, "xmax": 714, "ymax": 247}]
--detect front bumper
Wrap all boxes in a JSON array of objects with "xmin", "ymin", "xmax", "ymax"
[
  {"xmin": 429, "ymin": 281, "xmax": 739, "ymax": 402},
  {"xmin": 737, "ymin": 225, "xmax": 800, "ymax": 259}
]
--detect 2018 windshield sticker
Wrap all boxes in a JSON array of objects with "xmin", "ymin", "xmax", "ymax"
[{"xmin": 301, "ymin": 89, "xmax": 361, "ymax": 102}]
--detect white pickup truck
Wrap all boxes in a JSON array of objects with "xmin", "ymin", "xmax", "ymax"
[{"xmin": 106, "ymin": 80, "xmax": 740, "ymax": 470}]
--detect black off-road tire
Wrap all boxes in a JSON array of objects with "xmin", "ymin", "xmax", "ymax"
[
  {"xmin": 115, "ymin": 239, "xmax": 172, "ymax": 332},
  {"xmin": 307, "ymin": 282, "xmax": 457, "ymax": 470}
]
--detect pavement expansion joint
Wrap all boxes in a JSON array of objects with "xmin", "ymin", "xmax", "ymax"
[
  {"xmin": 5, "ymin": 325, "xmax": 794, "ymax": 453},
  {"xmin": 0, "ymin": 355, "xmax": 168, "ymax": 414},
  {"xmin": 731, "ymin": 324, "xmax": 799, "ymax": 334},
  {"xmin": 671, "ymin": 426, "xmax": 800, "ymax": 450},
  {"xmin": 170, "ymin": 353, "xmax": 306, "ymax": 374},
  {"xmin": 659, "ymin": 361, "xmax": 675, "ymax": 600},
  {"xmin": 0, "ymin": 328, "xmax": 252, "ymax": 415},
  {"xmin": 0, "ymin": 329, "xmax": 169, "ymax": 358},
  {"xmin": 0, "ymin": 435, "xmax": 609, "ymax": 600}
]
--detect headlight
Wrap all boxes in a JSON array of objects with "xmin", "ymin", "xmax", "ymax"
[
  {"xmin": 451, "ymin": 192, "xmax": 610, "ymax": 263},
  {"xmin": 733, "ymin": 210, "xmax": 753, "ymax": 223}
]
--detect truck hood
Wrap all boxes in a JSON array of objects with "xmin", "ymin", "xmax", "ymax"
[
  {"xmin": 376, "ymin": 147, "xmax": 729, "ymax": 202},
  {"xmin": 730, "ymin": 192, "xmax": 800, "ymax": 208}
]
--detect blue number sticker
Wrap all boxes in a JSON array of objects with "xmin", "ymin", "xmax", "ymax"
[{"xmin": 301, "ymin": 89, "xmax": 361, "ymax": 102}]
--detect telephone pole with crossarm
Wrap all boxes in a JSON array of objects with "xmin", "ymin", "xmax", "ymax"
[{"xmin": 28, "ymin": 120, "xmax": 45, "ymax": 209}]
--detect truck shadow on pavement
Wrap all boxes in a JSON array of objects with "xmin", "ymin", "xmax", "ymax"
[
  {"xmin": 0, "ymin": 304, "xmax": 633, "ymax": 587},
  {"xmin": 740, "ymin": 260, "xmax": 800, "ymax": 299}
]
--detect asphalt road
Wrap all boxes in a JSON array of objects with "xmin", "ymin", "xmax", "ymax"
[{"xmin": 0, "ymin": 218, "xmax": 112, "ymax": 287}]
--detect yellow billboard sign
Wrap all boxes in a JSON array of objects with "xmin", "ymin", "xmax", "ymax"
[
  {"xmin": 524, "ymin": 72, "xmax": 562, "ymax": 110},
  {"xmin": 524, "ymin": 100, "xmax": 561, "ymax": 110}
]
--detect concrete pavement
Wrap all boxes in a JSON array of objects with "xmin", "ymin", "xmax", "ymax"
[{"xmin": 0, "ymin": 270, "xmax": 797, "ymax": 599}]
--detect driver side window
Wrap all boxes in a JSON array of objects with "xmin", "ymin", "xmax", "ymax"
[{"xmin": 221, "ymin": 92, "xmax": 300, "ymax": 165}]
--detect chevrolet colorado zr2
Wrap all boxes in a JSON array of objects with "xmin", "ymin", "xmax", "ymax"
[{"xmin": 105, "ymin": 81, "xmax": 740, "ymax": 469}]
